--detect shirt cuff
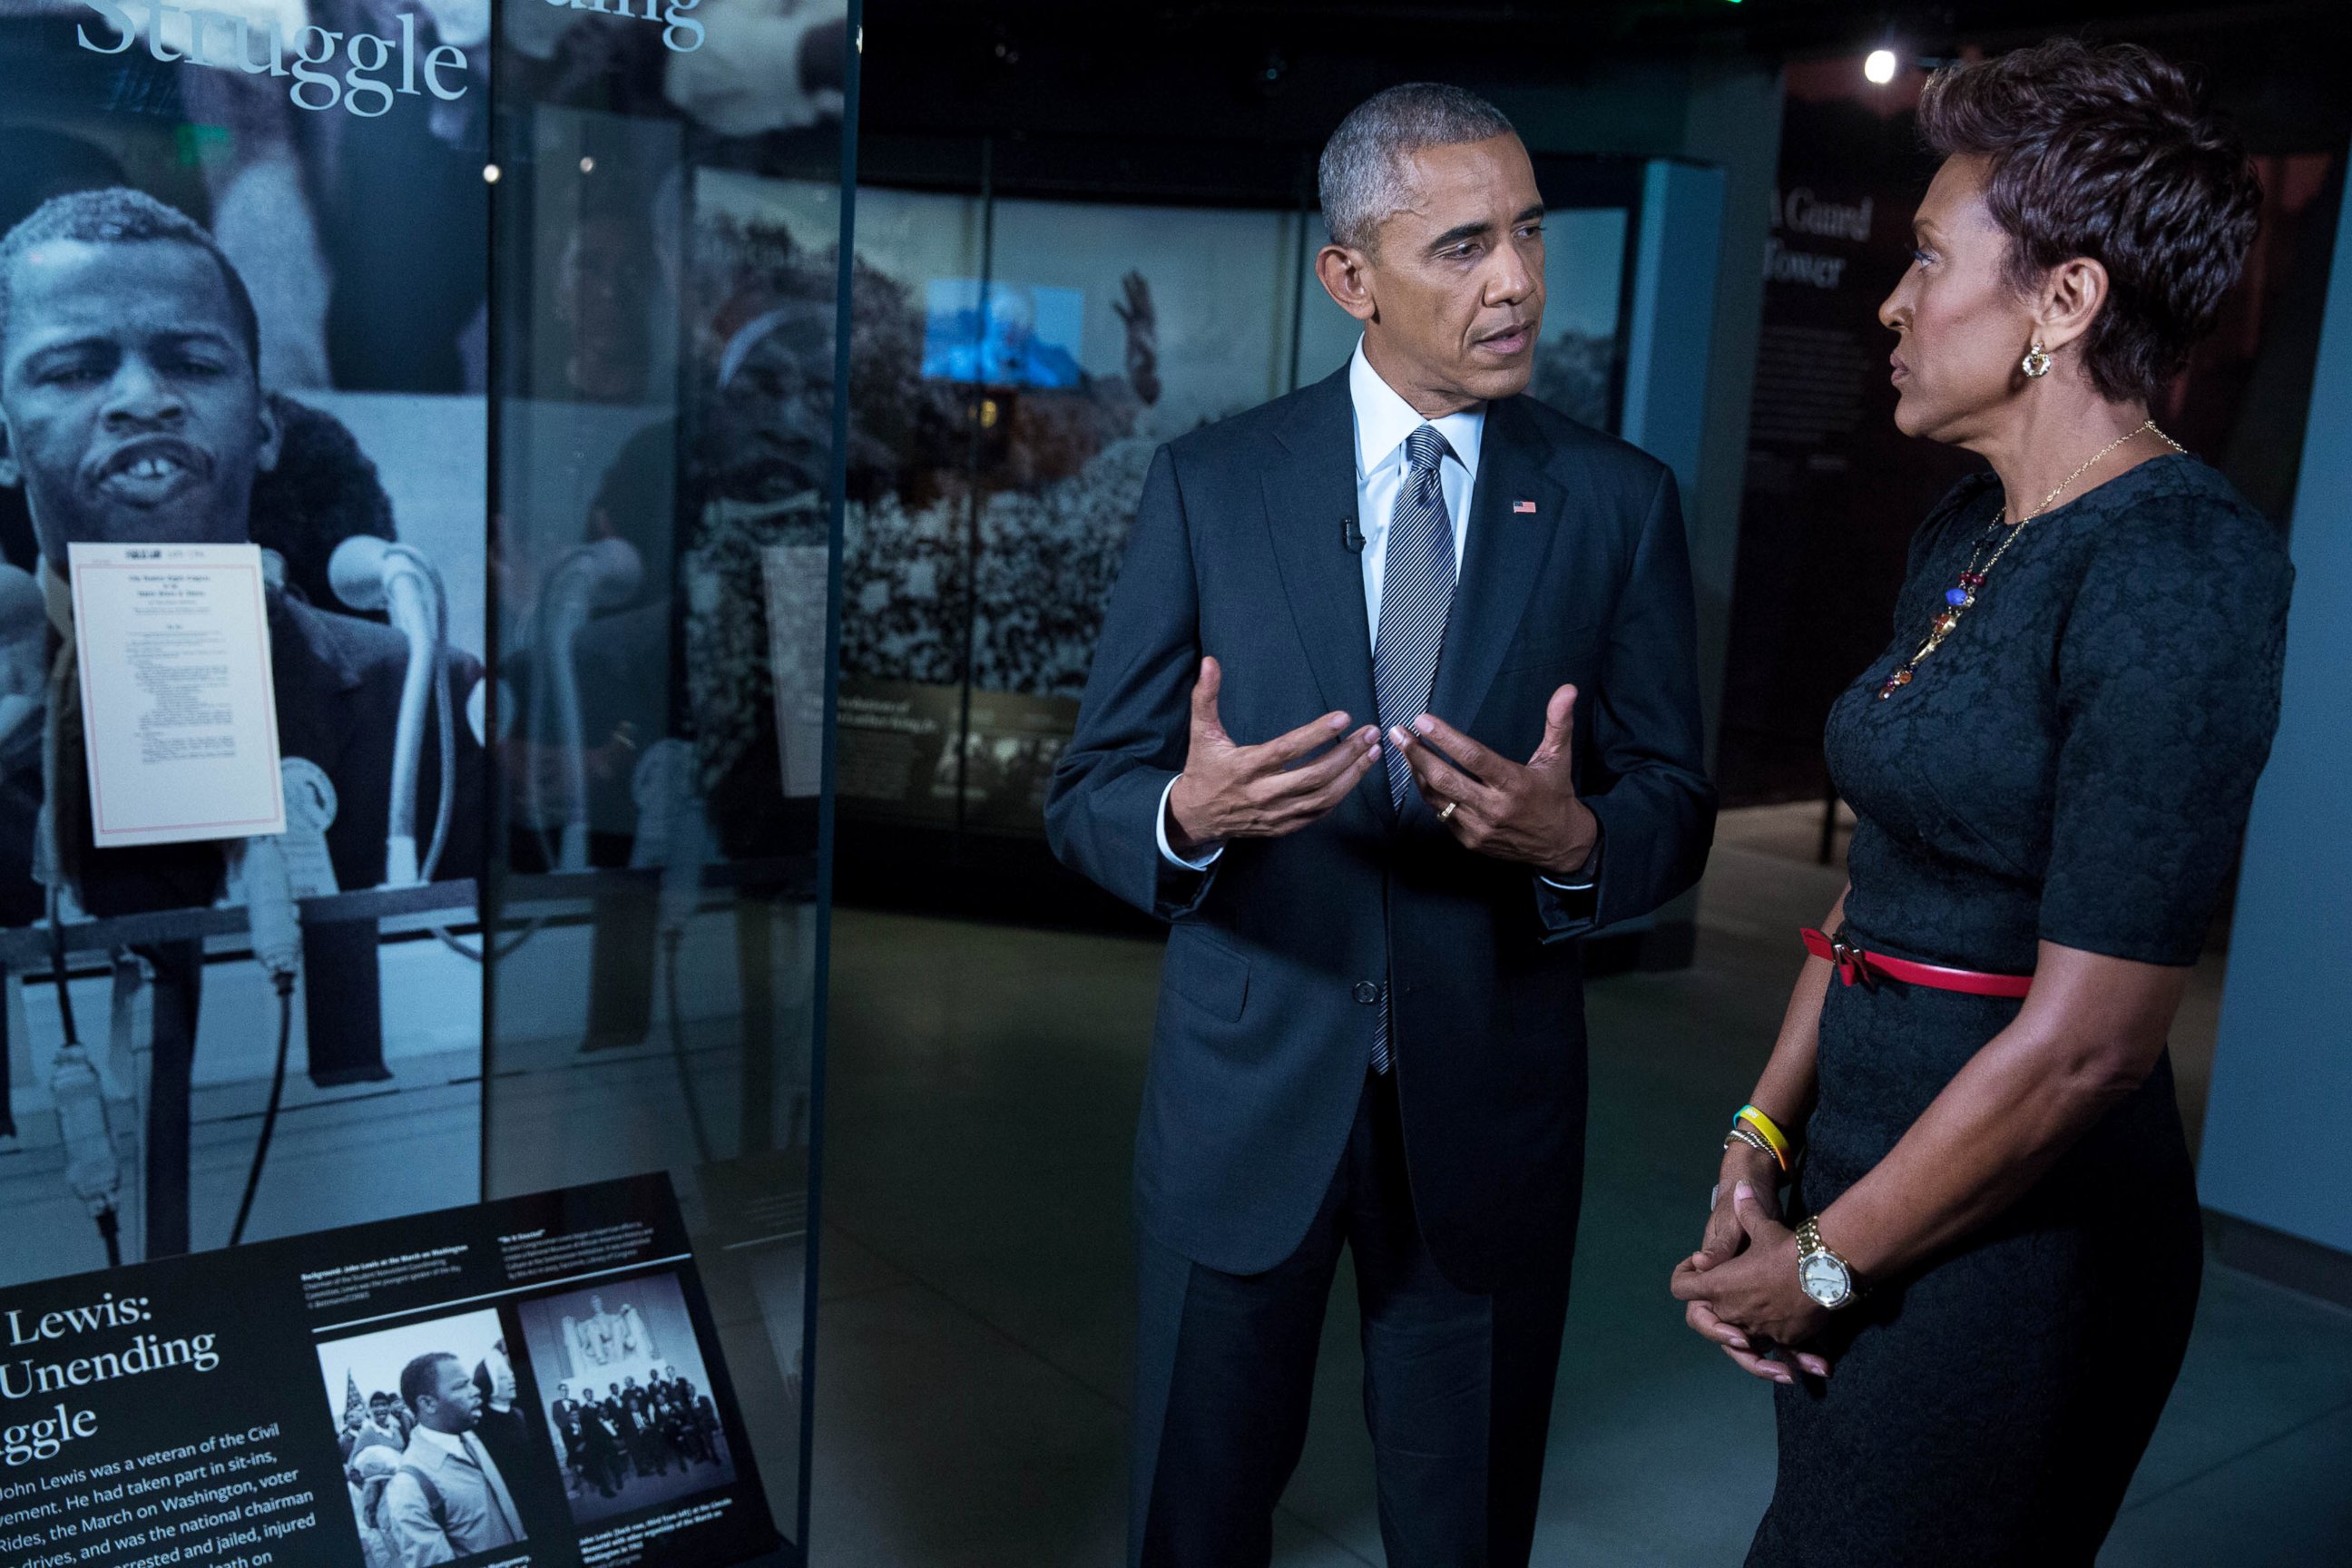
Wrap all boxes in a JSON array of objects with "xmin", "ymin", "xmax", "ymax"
[
  {"xmin": 1157, "ymin": 776, "xmax": 1223, "ymax": 871},
  {"xmin": 1538, "ymin": 823, "xmax": 1603, "ymax": 890}
]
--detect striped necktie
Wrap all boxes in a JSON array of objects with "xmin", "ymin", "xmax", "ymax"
[
  {"xmin": 1369, "ymin": 424, "xmax": 1456, "ymax": 1074},
  {"xmin": 1374, "ymin": 425, "xmax": 1456, "ymax": 807}
]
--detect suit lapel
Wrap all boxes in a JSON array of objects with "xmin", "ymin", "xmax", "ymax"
[
  {"xmin": 1430, "ymin": 395, "xmax": 1564, "ymax": 734},
  {"xmin": 1262, "ymin": 368, "xmax": 1392, "ymax": 823}
]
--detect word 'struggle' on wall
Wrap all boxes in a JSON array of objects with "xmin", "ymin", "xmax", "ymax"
[{"xmin": 74, "ymin": 0, "xmax": 707, "ymax": 119}]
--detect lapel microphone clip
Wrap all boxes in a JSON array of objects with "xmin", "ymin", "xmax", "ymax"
[{"xmin": 1342, "ymin": 516, "xmax": 1366, "ymax": 554}]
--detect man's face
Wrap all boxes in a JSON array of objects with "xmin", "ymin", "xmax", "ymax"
[
  {"xmin": 0, "ymin": 238, "xmax": 276, "ymax": 561},
  {"xmin": 1321, "ymin": 133, "xmax": 1546, "ymax": 412},
  {"xmin": 421, "ymin": 1357, "xmax": 484, "ymax": 1435},
  {"xmin": 710, "ymin": 314, "xmax": 835, "ymax": 502},
  {"xmin": 983, "ymin": 287, "xmax": 1036, "ymax": 364}
]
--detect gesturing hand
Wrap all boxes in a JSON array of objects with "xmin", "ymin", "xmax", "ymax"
[
  {"xmin": 1166, "ymin": 657, "xmax": 1382, "ymax": 858},
  {"xmin": 1388, "ymin": 684, "xmax": 1599, "ymax": 878}
]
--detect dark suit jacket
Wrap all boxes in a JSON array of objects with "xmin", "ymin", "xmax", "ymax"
[{"xmin": 1045, "ymin": 367, "xmax": 1715, "ymax": 1293}]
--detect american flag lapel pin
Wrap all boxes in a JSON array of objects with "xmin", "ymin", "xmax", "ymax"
[{"xmin": 1513, "ymin": 499, "xmax": 1538, "ymax": 514}]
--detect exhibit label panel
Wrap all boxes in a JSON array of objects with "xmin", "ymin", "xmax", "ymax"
[{"xmin": 0, "ymin": 1172, "xmax": 781, "ymax": 1568}]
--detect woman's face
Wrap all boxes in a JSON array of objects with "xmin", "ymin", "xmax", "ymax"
[{"xmin": 1879, "ymin": 155, "xmax": 2040, "ymax": 444}]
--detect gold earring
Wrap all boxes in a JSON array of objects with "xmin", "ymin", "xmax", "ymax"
[{"xmin": 2021, "ymin": 340, "xmax": 2053, "ymax": 377}]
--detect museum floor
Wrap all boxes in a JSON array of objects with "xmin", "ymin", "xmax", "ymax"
[{"xmin": 811, "ymin": 804, "xmax": 2352, "ymax": 1566}]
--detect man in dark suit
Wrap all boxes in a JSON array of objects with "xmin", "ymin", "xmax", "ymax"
[
  {"xmin": 691, "ymin": 1393, "xmax": 722, "ymax": 1467},
  {"xmin": 0, "ymin": 188, "xmax": 480, "ymax": 1257},
  {"xmin": 583, "ymin": 1398, "xmax": 627, "ymax": 1494},
  {"xmin": 1045, "ymin": 84, "xmax": 1713, "ymax": 1565},
  {"xmin": 549, "ymin": 1382, "xmax": 581, "ymax": 1431},
  {"xmin": 548, "ymin": 1383, "xmax": 589, "ymax": 1494}
]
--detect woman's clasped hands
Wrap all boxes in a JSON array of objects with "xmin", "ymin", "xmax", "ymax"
[{"xmin": 1670, "ymin": 1164, "xmax": 1834, "ymax": 1386}]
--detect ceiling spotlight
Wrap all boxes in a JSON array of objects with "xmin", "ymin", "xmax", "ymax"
[{"xmin": 1865, "ymin": 49, "xmax": 1898, "ymax": 85}]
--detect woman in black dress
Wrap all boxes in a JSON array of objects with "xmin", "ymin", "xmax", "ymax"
[{"xmin": 1669, "ymin": 40, "xmax": 2291, "ymax": 1565}]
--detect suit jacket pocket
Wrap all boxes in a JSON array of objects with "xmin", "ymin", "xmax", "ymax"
[{"xmin": 1164, "ymin": 929, "xmax": 1250, "ymax": 1022}]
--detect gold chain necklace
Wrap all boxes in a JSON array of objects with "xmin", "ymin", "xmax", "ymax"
[{"xmin": 1877, "ymin": 419, "xmax": 2185, "ymax": 700}]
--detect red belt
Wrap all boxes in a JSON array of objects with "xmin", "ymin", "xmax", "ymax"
[{"xmin": 1801, "ymin": 927, "xmax": 2033, "ymax": 999}]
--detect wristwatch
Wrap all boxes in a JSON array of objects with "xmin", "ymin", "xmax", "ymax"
[{"xmin": 1794, "ymin": 1217, "xmax": 1857, "ymax": 1309}]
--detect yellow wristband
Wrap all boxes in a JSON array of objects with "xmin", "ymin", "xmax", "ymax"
[{"xmin": 1735, "ymin": 1104, "xmax": 1794, "ymax": 1170}]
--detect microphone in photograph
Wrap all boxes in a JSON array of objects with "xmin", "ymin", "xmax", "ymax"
[
  {"xmin": 329, "ymin": 534, "xmax": 445, "ymax": 887},
  {"xmin": 630, "ymin": 735, "xmax": 717, "ymax": 1166},
  {"xmin": 630, "ymin": 738, "xmax": 713, "ymax": 938},
  {"xmin": 1342, "ymin": 516, "xmax": 1365, "ymax": 554},
  {"xmin": 542, "ymin": 540, "xmax": 642, "ymax": 874},
  {"xmin": 236, "ymin": 833, "xmax": 305, "ymax": 981},
  {"xmin": 224, "ymin": 831, "xmax": 301, "ymax": 1249},
  {"xmin": 48, "ymin": 1044, "xmax": 123, "ymax": 1224}
]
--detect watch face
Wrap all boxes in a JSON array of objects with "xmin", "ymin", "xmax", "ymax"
[{"xmin": 1799, "ymin": 1251, "xmax": 1852, "ymax": 1308}]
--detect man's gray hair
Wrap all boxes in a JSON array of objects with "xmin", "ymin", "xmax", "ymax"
[{"xmin": 1318, "ymin": 83, "xmax": 1517, "ymax": 252}]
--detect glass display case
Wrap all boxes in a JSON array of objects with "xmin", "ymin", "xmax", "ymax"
[{"xmin": 0, "ymin": 3, "xmax": 856, "ymax": 1562}]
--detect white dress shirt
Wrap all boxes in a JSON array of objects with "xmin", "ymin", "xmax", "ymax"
[{"xmin": 1158, "ymin": 340, "xmax": 1592, "ymax": 891}]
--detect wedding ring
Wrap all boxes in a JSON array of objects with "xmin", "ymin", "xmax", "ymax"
[{"xmin": 1437, "ymin": 800, "xmax": 1458, "ymax": 823}]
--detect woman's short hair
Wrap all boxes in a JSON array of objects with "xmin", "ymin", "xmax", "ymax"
[{"xmin": 1917, "ymin": 39, "xmax": 2260, "ymax": 403}]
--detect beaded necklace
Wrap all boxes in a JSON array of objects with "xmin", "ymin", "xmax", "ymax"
[{"xmin": 1877, "ymin": 420, "xmax": 2184, "ymax": 700}]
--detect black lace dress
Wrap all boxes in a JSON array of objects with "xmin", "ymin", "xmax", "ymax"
[{"xmin": 1747, "ymin": 455, "xmax": 2293, "ymax": 1566}]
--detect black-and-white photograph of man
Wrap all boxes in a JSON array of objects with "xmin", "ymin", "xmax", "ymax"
[
  {"xmin": 319, "ymin": 1308, "xmax": 557, "ymax": 1568},
  {"xmin": 0, "ymin": 0, "xmax": 497, "ymax": 1287},
  {"xmin": 516, "ymin": 1272, "xmax": 734, "ymax": 1524},
  {"xmin": 0, "ymin": 184, "xmax": 486, "ymax": 1278}
]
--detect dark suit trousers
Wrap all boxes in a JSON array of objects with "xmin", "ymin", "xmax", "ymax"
[{"xmin": 1132, "ymin": 1071, "xmax": 1573, "ymax": 1568}]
